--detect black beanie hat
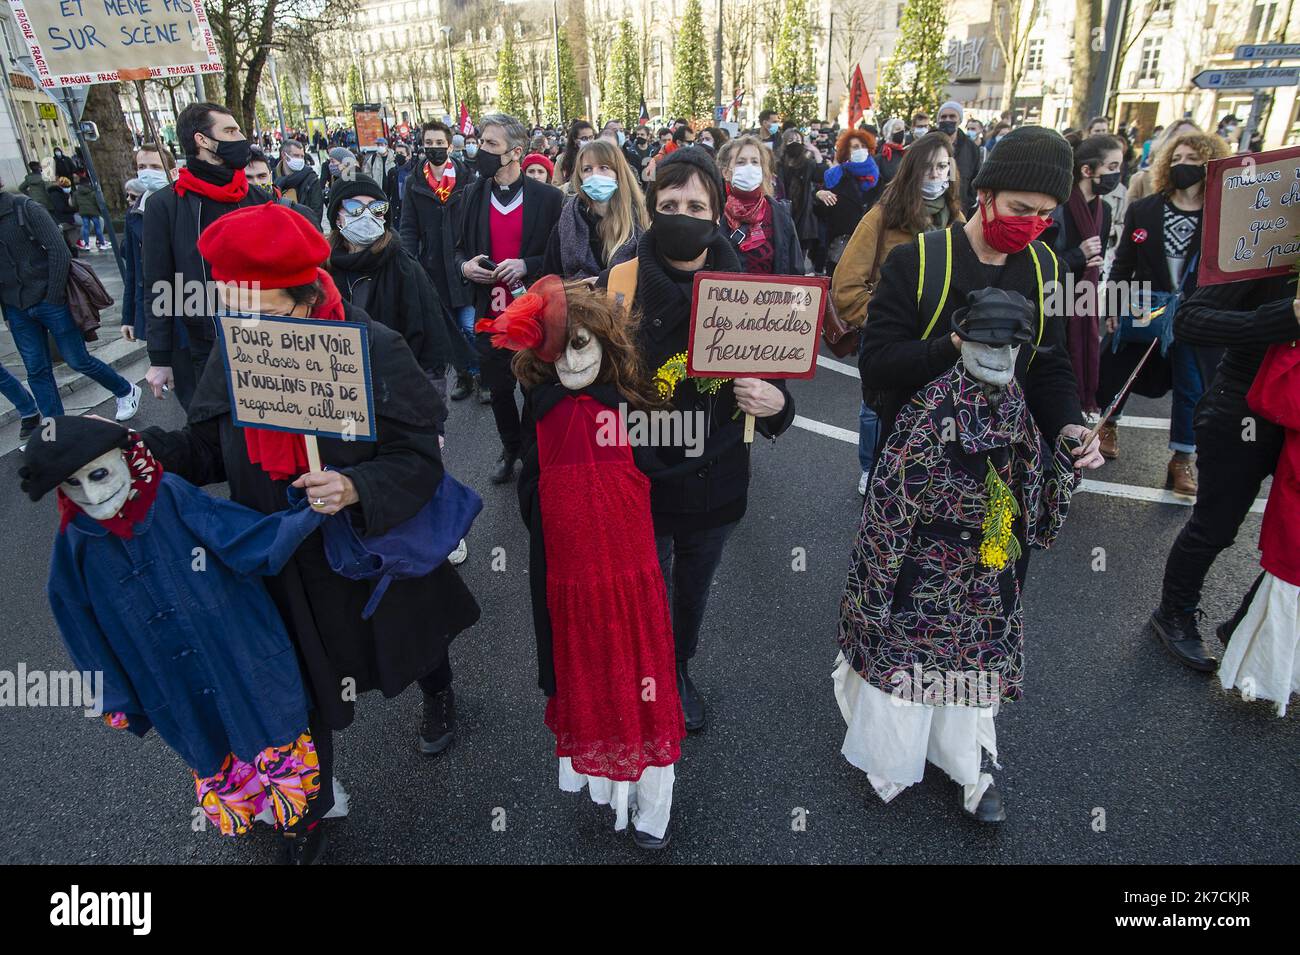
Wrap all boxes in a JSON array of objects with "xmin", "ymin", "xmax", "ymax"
[
  {"xmin": 951, "ymin": 288, "xmax": 1035, "ymax": 346},
  {"xmin": 325, "ymin": 174, "xmax": 387, "ymax": 229},
  {"xmin": 971, "ymin": 126, "xmax": 1073, "ymax": 205},
  {"xmin": 19, "ymin": 416, "xmax": 132, "ymax": 502},
  {"xmin": 652, "ymin": 148, "xmax": 727, "ymax": 217}
]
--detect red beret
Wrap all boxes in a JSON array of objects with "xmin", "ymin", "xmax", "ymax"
[
  {"xmin": 522, "ymin": 152, "xmax": 554, "ymax": 179},
  {"xmin": 197, "ymin": 203, "xmax": 330, "ymax": 288}
]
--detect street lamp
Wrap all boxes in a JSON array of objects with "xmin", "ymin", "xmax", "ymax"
[{"xmin": 441, "ymin": 25, "xmax": 457, "ymax": 117}]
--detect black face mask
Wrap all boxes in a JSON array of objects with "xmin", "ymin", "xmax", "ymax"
[
  {"xmin": 213, "ymin": 137, "xmax": 251, "ymax": 169},
  {"xmin": 890, "ymin": 130, "xmax": 906, "ymax": 144},
  {"xmin": 784, "ymin": 142, "xmax": 805, "ymax": 160},
  {"xmin": 1092, "ymin": 171, "xmax": 1122, "ymax": 196},
  {"xmin": 938, "ymin": 120, "xmax": 959, "ymax": 136},
  {"xmin": 1170, "ymin": 163, "xmax": 1207, "ymax": 190},
  {"xmin": 652, "ymin": 211, "xmax": 717, "ymax": 261},
  {"xmin": 426, "ymin": 146, "xmax": 449, "ymax": 165},
  {"xmin": 474, "ymin": 146, "xmax": 506, "ymax": 178}
]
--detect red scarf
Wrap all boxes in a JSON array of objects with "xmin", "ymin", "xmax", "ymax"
[
  {"xmin": 242, "ymin": 270, "xmax": 348, "ymax": 482},
  {"xmin": 174, "ymin": 166, "xmax": 249, "ymax": 203},
  {"xmin": 57, "ymin": 432, "xmax": 163, "ymax": 539},
  {"xmin": 724, "ymin": 185, "xmax": 768, "ymax": 251},
  {"xmin": 423, "ymin": 159, "xmax": 456, "ymax": 203}
]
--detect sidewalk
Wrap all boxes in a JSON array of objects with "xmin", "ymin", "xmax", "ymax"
[{"xmin": 0, "ymin": 251, "xmax": 147, "ymax": 427}]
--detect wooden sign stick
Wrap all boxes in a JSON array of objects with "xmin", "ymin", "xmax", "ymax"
[
  {"xmin": 743, "ymin": 412, "xmax": 755, "ymax": 443},
  {"xmin": 305, "ymin": 434, "xmax": 323, "ymax": 474}
]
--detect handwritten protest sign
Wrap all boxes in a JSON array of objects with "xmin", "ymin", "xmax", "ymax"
[
  {"xmin": 686, "ymin": 273, "xmax": 827, "ymax": 379},
  {"xmin": 8, "ymin": 0, "xmax": 223, "ymax": 88},
  {"xmin": 1200, "ymin": 145, "xmax": 1300, "ymax": 286},
  {"xmin": 215, "ymin": 314, "xmax": 376, "ymax": 444},
  {"xmin": 353, "ymin": 105, "xmax": 386, "ymax": 150}
]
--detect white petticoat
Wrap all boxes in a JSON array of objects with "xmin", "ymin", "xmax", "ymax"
[
  {"xmin": 1219, "ymin": 571, "xmax": 1300, "ymax": 716},
  {"xmin": 557, "ymin": 758, "xmax": 675, "ymax": 839},
  {"xmin": 832, "ymin": 653, "xmax": 999, "ymax": 813}
]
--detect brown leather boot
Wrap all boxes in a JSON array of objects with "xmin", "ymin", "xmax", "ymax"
[
  {"xmin": 1098, "ymin": 422, "xmax": 1118, "ymax": 459},
  {"xmin": 1166, "ymin": 455, "xmax": 1197, "ymax": 496}
]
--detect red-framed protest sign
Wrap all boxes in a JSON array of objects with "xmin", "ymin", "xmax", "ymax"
[
  {"xmin": 686, "ymin": 272, "xmax": 828, "ymax": 380},
  {"xmin": 1200, "ymin": 144, "xmax": 1300, "ymax": 286},
  {"xmin": 7, "ymin": 0, "xmax": 223, "ymax": 88}
]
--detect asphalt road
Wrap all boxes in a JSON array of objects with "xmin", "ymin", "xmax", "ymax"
[{"xmin": 0, "ymin": 345, "xmax": 1296, "ymax": 864}]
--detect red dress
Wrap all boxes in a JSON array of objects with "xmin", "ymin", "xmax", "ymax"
[
  {"xmin": 1247, "ymin": 341, "xmax": 1300, "ymax": 585},
  {"xmin": 537, "ymin": 394, "xmax": 684, "ymax": 780}
]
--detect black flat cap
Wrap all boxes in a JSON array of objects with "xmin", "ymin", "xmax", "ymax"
[
  {"xmin": 951, "ymin": 288, "xmax": 1036, "ymax": 347},
  {"xmin": 19, "ymin": 416, "xmax": 131, "ymax": 502}
]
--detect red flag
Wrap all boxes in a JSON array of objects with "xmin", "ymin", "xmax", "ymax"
[
  {"xmin": 639, "ymin": 97, "xmax": 650, "ymax": 124},
  {"xmin": 458, "ymin": 102, "xmax": 473, "ymax": 136},
  {"xmin": 848, "ymin": 65, "xmax": 871, "ymax": 128},
  {"xmin": 726, "ymin": 89, "xmax": 744, "ymax": 121}
]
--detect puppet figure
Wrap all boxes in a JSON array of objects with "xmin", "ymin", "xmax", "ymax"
[
  {"xmin": 480, "ymin": 277, "xmax": 685, "ymax": 850},
  {"xmin": 20, "ymin": 416, "xmax": 328, "ymax": 841},
  {"xmin": 1217, "ymin": 340, "xmax": 1300, "ymax": 715},
  {"xmin": 835, "ymin": 289, "xmax": 1079, "ymax": 823}
]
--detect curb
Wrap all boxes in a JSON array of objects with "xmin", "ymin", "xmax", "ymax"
[{"xmin": 0, "ymin": 338, "xmax": 146, "ymax": 428}]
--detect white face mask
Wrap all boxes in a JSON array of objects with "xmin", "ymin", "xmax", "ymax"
[
  {"xmin": 961, "ymin": 341, "xmax": 1020, "ymax": 388},
  {"xmin": 285, "ymin": 156, "xmax": 305, "ymax": 171},
  {"xmin": 730, "ymin": 163, "xmax": 764, "ymax": 193},
  {"xmin": 136, "ymin": 168, "xmax": 169, "ymax": 192},
  {"xmin": 920, "ymin": 178, "xmax": 948, "ymax": 200},
  {"xmin": 555, "ymin": 326, "xmax": 602, "ymax": 390},
  {"xmin": 849, "ymin": 147, "xmax": 870, "ymax": 164},
  {"xmin": 62, "ymin": 449, "xmax": 132, "ymax": 521},
  {"xmin": 339, "ymin": 211, "xmax": 386, "ymax": 247}
]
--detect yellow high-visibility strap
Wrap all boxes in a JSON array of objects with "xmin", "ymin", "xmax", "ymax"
[
  {"xmin": 1026, "ymin": 241, "xmax": 1050, "ymax": 366},
  {"xmin": 915, "ymin": 232, "xmax": 925, "ymax": 305},
  {"xmin": 920, "ymin": 228, "xmax": 953, "ymax": 339}
]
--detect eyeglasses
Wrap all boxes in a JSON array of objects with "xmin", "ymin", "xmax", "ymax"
[{"xmin": 339, "ymin": 198, "xmax": 389, "ymax": 218}]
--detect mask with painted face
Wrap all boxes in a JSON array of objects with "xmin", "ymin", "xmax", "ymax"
[
  {"xmin": 961, "ymin": 341, "xmax": 1020, "ymax": 389},
  {"xmin": 555, "ymin": 325, "xmax": 603, "ymax": 390},
  {"xmin": 61, "ymin": 449, "xmax": 132, "ymax": 521}
]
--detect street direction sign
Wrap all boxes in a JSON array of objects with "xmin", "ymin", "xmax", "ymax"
[
  {"xmin": 1234, "ymin": 44, "xmax": 1300, "ymax": 60},
  {"xmin": 1192, "ymin": 67, "xmax": 1300, "ymax": 89}
]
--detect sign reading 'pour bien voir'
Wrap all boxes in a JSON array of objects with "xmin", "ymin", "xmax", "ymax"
[
  {"xmin": 686, "ymin": 273, "xmax": 827, "ymax": 379},
  {"xmin": 215, "ymin": 314, "xmax": 376, "ymax": 442}
]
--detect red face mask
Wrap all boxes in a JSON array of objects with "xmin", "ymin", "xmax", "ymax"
[{"xmin": 979, "ymin": 194, "xmax": 1051, "ymax": 254}]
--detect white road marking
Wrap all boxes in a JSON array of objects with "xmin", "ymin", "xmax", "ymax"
[
  {"xmin": 789, "ymin": 414, "xmax": 1266, "ymax": 512},
  {"xmin": 817, "ymin": 355, "xmax": 860, "ymax": 378}
]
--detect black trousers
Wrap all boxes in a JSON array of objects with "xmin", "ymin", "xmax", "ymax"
[
  {"xmin": 171, "ymin": 345, "xmax": 197, "ymax": 409},
  {"xmin": 1159, "ymin": 390, "xmax": 1283, "ymax": 613},
  {"xmin": 655, "ymin": 521, "xmax": 737, "ymax": 663},
  {"xmin": 301, "ymin": 708, "xmax": 335, "ymax": 825},
  {"xmin": 476, "ymin": 331, "xmax": 531, "ymax": 457},
  {"xmin": 416, "ymin": 655, "xmax": 453, "ymax": 696}
]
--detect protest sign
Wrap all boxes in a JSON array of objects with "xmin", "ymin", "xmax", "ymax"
[
  {"xmin": 1200, "ymin": 145, "xmax": 1300, "ymax": 286},
  {"xmin": 8, "ymin": 0, "xmax": 223, "ymax": 88},
  {"xmin": 215, "ymin": 314, "xmax": 376, "ymax": 447},
  {"xmin": 353, "ymin": 104, "xmax": 386, "ymax": 149},
  {"xmin": 686, "ymin": 273, "xmax": 827, "ymax": 441}
]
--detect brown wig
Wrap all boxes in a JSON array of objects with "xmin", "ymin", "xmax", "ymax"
[
  {"xmin": 835, "ymin": 128, "xmax": 876, "ymax": 165},
  {"xmin": 877, "ymin": 131, "xmax": 962, "ymax": 234},
  {"xmin": 511, "ymin": 283, "xmax": 667, "ymax": 410}
]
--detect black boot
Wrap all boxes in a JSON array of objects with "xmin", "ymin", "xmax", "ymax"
[
  {"xmin": 490, "ymin": 450, "xmax": 517, "ymax": 485},
  {"xmin": 632, "ymin": 825, "xmax": 672, "ymax": 850},
  {"xmin": 280, "ymin": 822, "xmax": 329, "ymax": 865},
  {"xmin": 676, "ymin": 660, "xmax": 705, "ymax": 733},
  {"xmin": 1149, "ymin": 606, "xmax": 1217, "ymax": 672},
  {"xmin": 962, "ymin": 783, "xmax": 1007, "ymax": 823},
  {"xmin": 419, "ymin": 686, "xmax": 456, "ymax": 756},
  {"xmin": 18, "ymin": 415, "xmax": 41, "ymax": 441},
  {"xmin": 450, "ymin": 372, "xmax": 473, "ymax": 401},
  {"xmin": 475, "ymin": 374, "xmax": 492, "ymax": 405}
]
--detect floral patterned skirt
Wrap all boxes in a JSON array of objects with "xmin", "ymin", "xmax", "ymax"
[{"xmin": 193, "ymin": 733, "xmax": 321, "ymax": 836}]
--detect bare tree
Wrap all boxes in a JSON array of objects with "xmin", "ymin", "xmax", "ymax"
[
  {"xmin": 990, "ymin": 0, "xmax": 1043, "ymax": 113},
  {"xmin": 832, "ymin": 0, "xmax": 884, "ymax": 92},
  {"xmin": 524, "ymin": 44, "xmax": 551, "ymax": 125},
  {"xmin": 722, "ymin": 0, "xmax": 756, "ymax": 101}
]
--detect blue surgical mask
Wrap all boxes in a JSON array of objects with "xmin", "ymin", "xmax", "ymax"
[
  {"xmin": 581, "ymin": 173, "xmax": 618, "ymax": 203},
  {"xmin": 136, "ymin": 168, "xmax": 169, "ymax": 192},
  {"xmin": 768, "ymin": 123, "xmax": 779, "ymax": 135},
  {"xmin": 617, "ymin": 131, "xmax": 626, "ymax": 147}
]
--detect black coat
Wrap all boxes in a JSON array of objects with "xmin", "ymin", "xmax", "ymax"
[
  {"xmin": 951, "ymin": 131, "xmax": 983, "ymax": 217},
  {"xmin": 142, "ymin": 183, "xmax": 272, "ymax": 364},
  {"xmin": 142, "ymin": 303, "xmax": 480, "ymax": 731},
  {"xmin": 777, "ymin": 154, "xmax": 823, "ymax": 243},
  {"xmin": 724, "ymin": 198, "xmax": 805, "ymax": 275},
  {"xmin": 46, "ymin": 186, "xmax": 76, "ymax": 225},
  {"xmin": 1106, "ymin": 194, "xmax": 1198, "ymax": 295},
  {"xmin": 453, "ymin": 173, "xmax": 565, "ymax": 313},
  {"xmin": 813, "ymin": 171, "xmax": 871, "ymax": 241},
  {"xmin": 274, "ymin": 164, "xmax": 323, "ymax": 222},
  {"xmin": 627, "ymin": 229, "xmax": 796, "ymax": 533},
  {"xmin": 859, "ymin": 224, "xmax": 1082, "ymax": 444},
  {"xmin": 399, "ymin": 158, "xmax": 473, "ymax": 309},
  {"xmin": 871, "ymin": 143, "xmax": 906, "ymax": 210}
]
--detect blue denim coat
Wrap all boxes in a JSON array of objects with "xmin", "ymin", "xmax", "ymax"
[{"xmin": 47, "ymin": 473, "xmax": 325, "ymax": 777}]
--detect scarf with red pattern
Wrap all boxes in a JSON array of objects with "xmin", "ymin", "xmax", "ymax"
[
  {"xmin": 724, "ymin": 184, "xmax": 769, "ymax": 251},
  {"xmin": 57, "ymin": 431, "xmax": 162, "ymax": 539},
  {"xmin": 423, "ymin": 159, "xmax": 456, "ymax": 203}
]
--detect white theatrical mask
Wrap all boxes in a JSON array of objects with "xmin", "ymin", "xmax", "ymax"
[
  {"xmin": 61, "ymin": 449, "xmax": 131, "ymax": 520},
  {"xmin": 961, "ymin": 341, "xmax": 1019, "ymax": 389},
  {"xmin": 555, "ymin": 326, "xmax": 603, "ymax": 390}
]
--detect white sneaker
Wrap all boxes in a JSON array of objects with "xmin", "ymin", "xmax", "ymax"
[
  {"xmin": 857, "ymin": 471, "xmax": 869, "ymax": 496},
  {"xmin": 114, "ymin": 382, "xmax": 142, "ymax": 421},
  {"xmin": 323, "ymin": 777, "xmax": 350, "ymax": 819},
  {"xmin": 448, "ymin": 538, "xmax": 468, "ymax": 565}
]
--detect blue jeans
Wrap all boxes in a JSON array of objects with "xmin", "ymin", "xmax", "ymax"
[
  {"xmin": 4, "ymin": 301, "xmax": 131, "ymax": 417},
  {"xmin": 1168, "ymin": 341, "xmax": 1204, "ymax": 454},
  {"xmin": 0, "ymin": 364, "xmax": 38, "ymax": 419},
  {"xmin": 858, "ymin": 401, "xmax": 879, "ymax": 474},
  {"xmin": 81, "ymin": 215, "xmax": 105, "ymax": 245},
  {"xmin": 452, "ymin": 304, "xmax": 478, "ymax": 374}
]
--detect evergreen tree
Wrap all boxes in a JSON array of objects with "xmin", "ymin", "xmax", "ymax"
[
  {"xmin": 602, "ymin": 19, "xmax": 642, "ymax": 127},
  {"xmin": 280, "ymin": 72, "xmax": 300, "ymax": 127},
  {"xmin": 766, "ymin": 0, "xmax": 817, "ymax": 123},
  {"xmin": 497, "ymin": 34, "xmax": 530, "ymax": 120},
  {"xmin": 346, "ymin": 64, "xmax": 364, "ymax": 107},
  {"xmin": 875, "ymin": 0, "xmax": 949, "ymax": 125},
  {"xmin": 547, "ymin": 32, "xmax": 583, "ymax": 124},
  {"xmin": 668, "ymin": 0, "xmax": 713, "ymax": 122},
  {"xmin": 310, "ymin": 70, "xmax": 327, "ymax": 118},
  {"xmin": 457, "ymin": 50, "xmax": 483, "ymax": 120}
]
